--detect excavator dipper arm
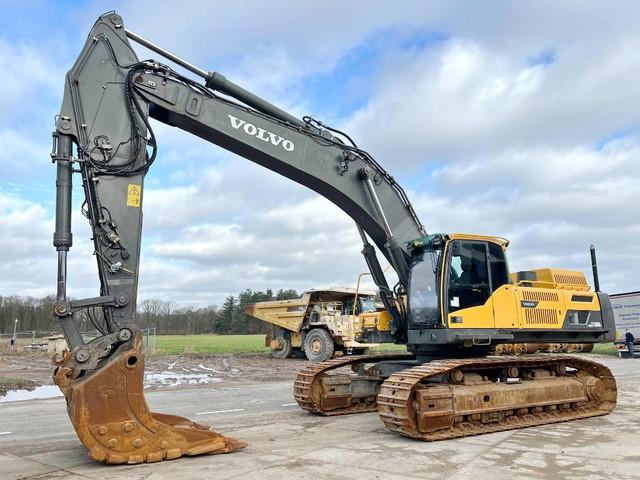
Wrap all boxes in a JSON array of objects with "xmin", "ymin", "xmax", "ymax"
[{"xmin": 51, "ymin": 12, "xmax": 424, "ymax": 463}]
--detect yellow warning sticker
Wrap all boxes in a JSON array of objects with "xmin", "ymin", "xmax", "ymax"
[{"xmin": 127, "ymin": 184, "xmax": 141, "ymax": 207}]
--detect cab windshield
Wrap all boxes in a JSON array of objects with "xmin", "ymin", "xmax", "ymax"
[
  {"xmin": 359, "ymin": 297, "xmax": 377, "ymax": 313},
  {"xmin": 408, "ymin": 249, "xmax": 441, "ymax": 326},
  {"xmin": 341, "ymin": 296, "xmax": 377, "ymax": 315}
]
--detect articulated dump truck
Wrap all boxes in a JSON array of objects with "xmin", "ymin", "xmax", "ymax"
[
  {"xmin": 49, "ymin": 12, "xmax": 617, "ymax": 464},
  {"xmin": 245, "ymin": 288, "xmax": 391, "ymax": 361}
]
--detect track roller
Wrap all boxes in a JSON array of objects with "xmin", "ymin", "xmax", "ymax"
[{"xmin": 378, "ymin": 355, "xmax": 616, "ymax": 441}]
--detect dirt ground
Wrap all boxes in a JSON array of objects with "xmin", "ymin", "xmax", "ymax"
[
  {"xmin": 2, "ymin": 353, "xmax": 637, "ymax": 480},
  {"xmin": 0, "ymin": 351, "xmax": 51, "ymax": 388},
  {"xmin": 0, "ymin": 376, "xmax": 36, "ymax": 397},
  {"xmin": 0, "ymin": 350, "xmax": 307, "ymax": 396},
  {"xmin": 144, "ymin": 353, "xmax": 305, "ymax": 385}
]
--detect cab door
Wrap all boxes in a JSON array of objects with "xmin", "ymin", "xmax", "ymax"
[
  {"xmin": 446, "ymin": 240, "xmax": 494, "ymax": 328},
  {"xmin": 445, "ymin": 240, "xmax": 513, "ymax": 329},
  {"xmin": 486, "ymin": 242, "xmax": 519, "ymax": 328}
]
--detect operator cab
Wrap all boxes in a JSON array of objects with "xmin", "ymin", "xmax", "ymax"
[{"xmin": 408, "ymin": 234, "xmax": 510, "ymax": 329}]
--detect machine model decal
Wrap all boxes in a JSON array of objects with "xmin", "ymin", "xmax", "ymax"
[
  {"xmin": 520, "ymin": 300, "xmax": 539, "ymax": 308},
  {"xmin": 228, "ymin": 114, "xmax": 295, "ymax": 152}
]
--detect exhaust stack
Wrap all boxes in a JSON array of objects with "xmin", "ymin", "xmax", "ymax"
[{"xmin": 590, "ymin": 244, "xmax": 600, "ymax": 292}]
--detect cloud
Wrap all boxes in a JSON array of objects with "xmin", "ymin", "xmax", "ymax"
[
  {"xmin": 1, "ymin": 1, "xmax": 639, "ymax": 307},
  {"xmin": 139, "ymin": 194, "xmax": 372, "ymax": 302},
  {"xmin": 0, "ymin": 39, "xmax": 62, "ymax": 119},
  {"xmin": 346, "ymin": 36, "xmax": 640, "ymax": 165},
  {"xmin": 0, "ymin": 129, "xmax": 53, "ymax": 180},
  {"xmin": 0, "ymin": 190, "xmax": 102, "ymax": 299},
  {"xmin": 0, "ymin": 35, "xmax": 68, "ymax": 184},
  {"xmin": 407, "ymin": 137, "xmax": 640, "ymax": 293}
]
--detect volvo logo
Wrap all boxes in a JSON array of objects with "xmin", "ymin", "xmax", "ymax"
[
  {"xmin": 520, "ymin": 300, "xmax": 539, "ymax": 308},
  {"xmin": 228, "ymin": 114, "xmax": 295, "ymax": 152}
]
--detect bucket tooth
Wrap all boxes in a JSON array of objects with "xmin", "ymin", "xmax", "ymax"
[{"xmin": 53, "ymin": 337, "xmax": 246, "ymax": 464}]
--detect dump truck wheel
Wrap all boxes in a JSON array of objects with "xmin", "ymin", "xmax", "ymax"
[
  {"xmin": 270, "ymin": 329, "xmax": 293, "ymax": 359},
  {"xmin": 304, "ymin": 328, "xmax": 334, "ymax": 362}
]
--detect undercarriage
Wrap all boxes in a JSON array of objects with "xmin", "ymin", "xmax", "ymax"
[{"xmin": 294, "ymin": 353, "xmax": 617, "ymax": 441}]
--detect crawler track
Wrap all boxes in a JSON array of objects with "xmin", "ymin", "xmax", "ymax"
[
  {"xmin": 378, "ymin": 355, "xmax": 617, "ymax": 441},
  {"xmin": 294, "ymin": 353, "xmax": 414, "ymax": 415}
]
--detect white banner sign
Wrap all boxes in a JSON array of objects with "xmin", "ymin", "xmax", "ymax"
[{"xmin": 610, "ymin": 291, "xmax": 640, "ymax": 340}]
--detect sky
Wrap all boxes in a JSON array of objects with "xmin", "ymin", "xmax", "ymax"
[{"xmin": 1, "ymin": 0, "xmax": 639, "ymax": 307}]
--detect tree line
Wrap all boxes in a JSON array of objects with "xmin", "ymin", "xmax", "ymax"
[{"xmin": 0, "ymin": 289, "xmax": 299, "ymax": 336}]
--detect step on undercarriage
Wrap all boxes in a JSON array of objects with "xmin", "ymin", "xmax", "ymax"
[{"xmin": 294, "ymin": 354, "xmax": 617, "ymax": 440}]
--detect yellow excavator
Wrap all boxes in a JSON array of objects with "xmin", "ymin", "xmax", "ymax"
[{"xmin": 49, "ymin": 12, "xmax": 616, "ymax": 464}]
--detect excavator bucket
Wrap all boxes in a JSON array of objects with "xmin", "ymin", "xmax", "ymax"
[{"xmin": 53, "ymin": 334, "xmax": 246, "ymax": 464}]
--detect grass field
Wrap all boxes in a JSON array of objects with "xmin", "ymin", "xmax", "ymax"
[
  {"xmin": 152, "ymin": 335, "xmax": 618, "ymax": 356},
  {"xmin": 591, "ymin": 342, "xmax": 618, "ymax": 356},
  {"xmin": 154, "ymin": 334, "xmax": 270, "ymax": 354},
  {"xmin": 0, "ymin": 377, "xmax": 36, "ymax": 396},
  {"xmin": 153, "ymin": 334, "xmax": 408, "ymax": 355},
  {"xmin": 1, "ymin": 334, "xmax": 617, "ymax": 356}
]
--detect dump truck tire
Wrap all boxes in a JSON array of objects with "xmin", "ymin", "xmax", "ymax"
[
  {"xmin": 270, "ymin": 329, "xmax": 293, "ymax": 359},
  {"xmin": 304, "ymin": 328, "xmax": 334, "ymax": 362}
]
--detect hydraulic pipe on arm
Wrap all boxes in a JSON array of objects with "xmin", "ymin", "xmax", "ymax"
[
  {"xmin": 122, "ymin": 28, "xmax": 425, "ymax": 337},
  {"xmin": 52, "ymin": 132, "xmax": 84, "ymax": 348},
  {"xmin": 124, "ymin": 29, "xmax": 308, "ymax": 129}
]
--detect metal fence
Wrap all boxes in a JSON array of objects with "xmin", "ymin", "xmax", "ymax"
[
  {"xmin": 141, "ymin": 327, "xmax": 156, "ymax": 355},
  {"xmin": 0, "ymin": 331, "xmax": 58, "ymax": 349}
]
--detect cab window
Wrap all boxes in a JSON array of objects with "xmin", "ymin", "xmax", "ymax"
[
  {"xmin": 448, "ymin": 241, "xmax": 490, "ymax": 312},
  {"xmin": 488, "ymin": 242, "xmax": 509, "ymax": 289},
  {"xmin": 448, "ymin": 241, "xmax": 509, "ymax": 313},
  {"xmin": 408, "ymin": 250, "xmax": 441, "ymax": 326}
]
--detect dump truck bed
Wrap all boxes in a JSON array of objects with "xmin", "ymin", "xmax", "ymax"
[{"xmin": 244, "ymin": 297, "xmax": 310, "ymax": 333}]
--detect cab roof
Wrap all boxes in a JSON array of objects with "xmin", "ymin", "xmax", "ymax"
[
  {"xmin": 409, "ymin": 233, "xmax": 510, "ymax": 250},
  {"xmin": 448, "ymin": 233, "xmax": 510, "ymax": 248}
]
